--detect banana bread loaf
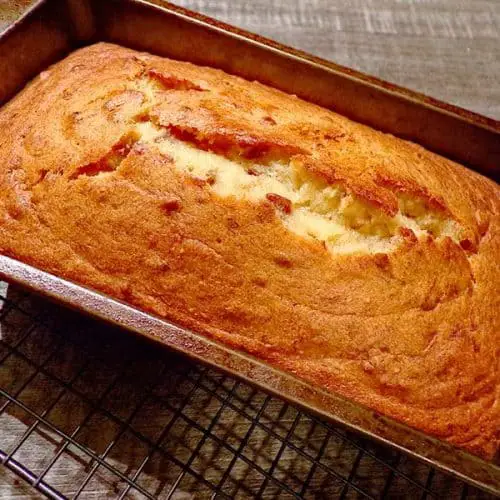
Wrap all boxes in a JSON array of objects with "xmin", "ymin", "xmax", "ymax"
[{"xmin": 0, "ymin": 43, "xmax": 498, "ymax": 458}]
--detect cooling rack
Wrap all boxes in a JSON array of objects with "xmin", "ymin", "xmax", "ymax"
[{"xmin": 0, "ymin": 283, "xmax": 494, "ymax": 499}]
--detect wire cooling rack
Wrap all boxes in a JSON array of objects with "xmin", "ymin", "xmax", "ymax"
[{"xmin": 0, "ymin": 282, "xmax": 495, "ymax": 499}]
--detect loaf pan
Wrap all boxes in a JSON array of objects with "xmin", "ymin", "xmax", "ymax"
[{"xmin": 0, "ymin": 0, "xmax": 499, "ymax": 495}]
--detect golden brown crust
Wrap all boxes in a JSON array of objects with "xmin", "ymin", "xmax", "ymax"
[{"xmin": 0, "ymin": 43, "xmax": 498, "ymax": 458}]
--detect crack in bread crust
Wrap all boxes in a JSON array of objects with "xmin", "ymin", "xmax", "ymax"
[
  {"xmin": 126, "ymin": 75, "xmax": 469, "ymax": 256},
  {"xmin": 0, "ymin": 43, "xmax": 498, "ymax": 459}
]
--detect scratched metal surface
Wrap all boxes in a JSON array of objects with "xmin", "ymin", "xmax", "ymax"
[{"xmin": 1, "ymin": 0, "xmax": 499, "ymax": 498}]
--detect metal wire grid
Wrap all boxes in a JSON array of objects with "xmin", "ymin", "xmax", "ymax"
[{"xmin": 0, "ymin": 283, "xmax": 494, "ymax": 499}]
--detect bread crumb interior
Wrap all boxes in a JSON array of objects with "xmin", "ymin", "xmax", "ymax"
[{"xmin": 134, "ymin": 121, "xmax": 462, "ymax": 254}]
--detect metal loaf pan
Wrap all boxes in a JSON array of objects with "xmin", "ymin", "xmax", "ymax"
[{"xmin": 0, "ymin": 0, "xmax": 499, "ymax": 494}]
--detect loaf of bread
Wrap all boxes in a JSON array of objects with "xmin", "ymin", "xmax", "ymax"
[{"xmin": 1, "ymin": 43, "xmax": 498, "ymax": 458}]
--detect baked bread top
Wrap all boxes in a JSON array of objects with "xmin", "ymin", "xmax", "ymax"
[{"xmin": 0, "ymin": 43, "xmax": 498, "ymax": 458}]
